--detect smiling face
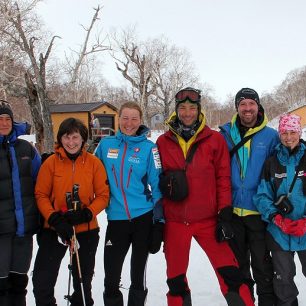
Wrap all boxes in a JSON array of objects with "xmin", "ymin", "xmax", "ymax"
[
  {"xmin": 280, "ymin": 130, "xmax": 300, "ymax": 150},
  {"xmin": 119, "ymin": 107, "xmax": 141, "ymax": 136},
  {"xmin": 61, "ymin": 131, "xmax": 83, "ymax": 154},
  {"xmin": 237, "ymin": 99, "xmax": 259, "ymax": 127},
  {"xmin": 177, "ymin": 101, "xmax": 199, "ymax": 126},
  {"xmin": 0, "ymin": 114, "xmax": 12, "ymax": 136}
]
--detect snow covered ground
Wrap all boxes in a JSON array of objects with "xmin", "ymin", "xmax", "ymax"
[{"xmin": 25, "ymin": 213, "xmax": 306, "ymax": 305}]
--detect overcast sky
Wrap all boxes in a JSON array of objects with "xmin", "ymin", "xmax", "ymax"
[{"xmin": 37, "ymin": 0, "xmax": 306, "ymax": 102}]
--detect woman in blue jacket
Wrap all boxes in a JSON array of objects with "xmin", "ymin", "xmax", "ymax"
[
  {"xmin": 95, "ymin": 102, "xmax": 163, "ymax": 306},
  {"xmin": 254, "ymin": 114, "xmax": 306, "ymax": 306}
]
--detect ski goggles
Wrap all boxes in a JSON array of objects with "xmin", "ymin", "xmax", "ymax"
[{"xmin": 175, "ymin": 88, "xmax": 201, "ymax": 103}]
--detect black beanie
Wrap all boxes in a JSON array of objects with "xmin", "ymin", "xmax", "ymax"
[
  {"xmin": 235, "ymin": 88, "xmax": 260, "ymax": 110},
  {"xmin": 0, "ymin": 100, "xmax": 13, "ymax": 120}
]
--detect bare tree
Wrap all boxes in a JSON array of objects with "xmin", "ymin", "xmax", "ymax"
[
  {"xmin": 150, "ymin": 37, "xmax": 199, "ymax": 119},
  {"xmin": 0, "ymin": 0, "xmax": 57, "ymax": 152},
  {"xmin": 261, "ymin": 66, "xmax": 306, "ymax": 121},
  {"xmin": 61, "ymin": 5, "xmax": 111, "ymax": 104},
  {"xmin": 110, "ymin": 27, "xmax": 156, "ymax": 126}
]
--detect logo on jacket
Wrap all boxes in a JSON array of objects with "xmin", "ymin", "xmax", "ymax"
[
  {"xmin": 152, "ymin": 147, "xmax": 161, "ymax": 169},
  {"xmin": 275, "ymin": 173, "xmax": 287, "ymax": 179},
  {"xmin": 128, "ymin": 153, "xmax": 140, "ymax": 164},
  {"xmin": 107, "ymin": 149, "xmax": 119, "ymax": 159}
]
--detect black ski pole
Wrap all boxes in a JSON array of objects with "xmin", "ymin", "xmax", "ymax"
[
  {"xmin": 64, "ymin": 192, "xmax": 73, "ymax": 305},
  {"xmin": 64, "ymin": 247, "xmax": 73, "ymax": 305}
]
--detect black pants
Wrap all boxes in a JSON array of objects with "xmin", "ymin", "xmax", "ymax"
[
  {"xmin": 228, "ymin": 215, "xmax": 276, "ymax": 306},
  {"xmin": 267, "ymin": 232, "xmax": 306, "ymax": 305},
  {"xmin": 32, "ymin": 228, "xmax": 99, "ymax": 306},
  {"xmin": 103, "ymin": 212, "xmax": 152, "ymax": 302}
]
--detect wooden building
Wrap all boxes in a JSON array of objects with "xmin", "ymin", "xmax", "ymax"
[
  {"xmin": 290, "ymin": 104, "xmax": 306, "ymax": 127},
  {"xmin": 50, "ymin": 101, "xmax": 118, "ymax": 142}
]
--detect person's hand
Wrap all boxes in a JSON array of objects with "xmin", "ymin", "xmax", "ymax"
[
  {"xmin": 273, "ymin": 214, "xmax": 296, "ymax": 235},
  {"xmin": 48, "ymin": 212, "xmax": 73, "ymax": 244},
  {"xmin": 289, "ymin": 218, "xmax": 306, "ymax": 237},
  {"xmin": 216, "ymin": 206, "xmax": 235, "ymax": 242},
  {"xmin": 149, "ymin": 221, "xmax": 164, "ymax": 254},
  {"xmin": 64, "ymin": 207, "xmax": 93, "ymax": 226}
]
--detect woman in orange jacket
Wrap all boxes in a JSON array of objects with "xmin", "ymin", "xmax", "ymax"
[{"xmin": 32, "ymin": 118, "xmax": 110, "ymax": 306}]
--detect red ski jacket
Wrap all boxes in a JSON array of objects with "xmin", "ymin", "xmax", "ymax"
[{"xmin": 157, "ymin": 118, "xmax": 231, "ymax": 223}]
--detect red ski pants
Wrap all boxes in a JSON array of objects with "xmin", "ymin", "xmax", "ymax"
[{"xmin": 164, "ymin": 220, "xmax": 254, "ymax": 306}]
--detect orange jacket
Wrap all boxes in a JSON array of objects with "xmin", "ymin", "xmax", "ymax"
[{"xmin": 35, "ymin": 147, "xmax": 109, "ymax": 233}]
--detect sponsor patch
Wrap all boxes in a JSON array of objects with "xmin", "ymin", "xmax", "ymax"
[
  {"xmin": 152, "ymin": 147, "xmax": 162, "ymax": 169},
  {"xmin": 128, "ymin": 155, "xmax": 140, "ymax": 164},
  {"xmin": 275, "ymin": 173, "xmax": 287, "ymax": 179},
  {"xmin": 107, "ymin": 149, "xmax": 119, "ymax": 159}
]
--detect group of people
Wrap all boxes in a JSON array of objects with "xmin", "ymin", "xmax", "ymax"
[{"xmin": 0, "ymin": 85, "xmax": 304, "ymax": 306}]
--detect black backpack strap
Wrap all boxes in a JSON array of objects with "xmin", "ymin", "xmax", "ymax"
[
  {"xmin": 289, "ymin": 152, "xmax": 306, "ymax": 194},
  {"xmin": 185, "ymin": 142, "xmax": 199, "ymax": 165},
  {"xmin": 229, "ymin": 133, "xmax": 256, "ymax": 158}
]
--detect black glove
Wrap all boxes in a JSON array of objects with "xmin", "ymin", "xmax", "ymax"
[
  {"xmin": 216, "ymin": 206, "xmax": 235, "ymax": 242},
  {"xmin": 48, "ymin": 212, "xmax": 73, "ymax": 244},
  {"xmin": 149, "ymin": 221, "xmax": 164, "ymax": 254},
  {"xmin": 64, "ymin": 207, "xmax": 93, "ymax": 226}
]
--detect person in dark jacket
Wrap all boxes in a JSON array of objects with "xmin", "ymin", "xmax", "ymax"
[
  {"xmin": 254, "ymin": 114, "xmax": 306, "ymax": 306},
  {"xmin": 95, "ymin": 102, "xmax": 163, "ymax": 306},
  {"xmin": 0, "ymin": 100, "xmax": 41, "ymax": 306},
  {"xmin": 219, "ymin": 88, "xmax": 279, "ymax": 306},
  {"xmin": 157, "ymin": 87, "xmax": 254, "ymax": 306}
]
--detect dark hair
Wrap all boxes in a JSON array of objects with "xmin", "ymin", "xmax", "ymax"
[
  {"xmin": 57, "ymin": 118, "xmax": 88, "ymax": 148},
  {"xmin": 119, "ymin": 102, "xmax": 143, "ymax": 120}
]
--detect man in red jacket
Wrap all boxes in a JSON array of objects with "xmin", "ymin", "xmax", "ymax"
[{"xmin": 157, "ymin": 87, "xmax": 254, "ymax": 306}]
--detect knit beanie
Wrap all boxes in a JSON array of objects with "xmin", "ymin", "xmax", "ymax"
[
  {"xmin": 0, "ymin": 100, "xmax": 13, "ymax": 120},
  {"xmin": 278, "ymin": 113, "xmax": 302, "ymax": 136},
  {"xmin": 235, "ymin": 88, "xmax": 260, "ymax": 109}
]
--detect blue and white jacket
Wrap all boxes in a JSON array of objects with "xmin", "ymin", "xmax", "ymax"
[
  {"xmin": 95, "ymin": 126, "xmax": 163, "ymax": 221},
  {"xmin": 254, "ymin": 142, "xmax": 306, "ymax": 251},
  {"xmin": 220, "ymin": 114, "xmax": 279, "ymax": 215}
]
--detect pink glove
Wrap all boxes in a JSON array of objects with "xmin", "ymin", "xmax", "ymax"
[
  {"xmin": 289, "ymin": 219, "xmax": 306, "ymax": 237},
  {"xmin": 273, "ymin": 214, "xmax": 296, "ymax": 235}
]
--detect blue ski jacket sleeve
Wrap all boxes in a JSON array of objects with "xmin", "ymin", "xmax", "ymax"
[{"xmin": 254, "ymin": 142, "xmax": 306, "ymax": 251}]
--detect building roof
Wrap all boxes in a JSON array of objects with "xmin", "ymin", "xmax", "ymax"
[{"xmin": 50, "ymin": 101, "xmax": 117, "ymax": 113}]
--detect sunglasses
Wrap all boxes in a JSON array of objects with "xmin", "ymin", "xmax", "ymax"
[{"xmin": 175, "ymin": 88, "xmax": 201, "ymax": 103}]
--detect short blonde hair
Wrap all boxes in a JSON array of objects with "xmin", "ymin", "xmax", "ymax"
[{"xmin": 119, "ymin": 102, "xmax": 143, "ymax": 120}]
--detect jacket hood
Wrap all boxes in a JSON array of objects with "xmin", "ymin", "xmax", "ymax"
[
  {"xmin": 55, "ymin": 146, "xmax": 87, "ymax": 161},
  {"xmin": 116, "ymin": 124, "xmax": 150, "ymax": 145},
  {"xmin": 166, "ymin": 111, "xmax": 206, "ymax": 136},
  {"xmin": 276, "ymin": 142, "xmax": 305, "ymax": 166},
  {"xmin": 0, "ymin": 121, "xmax": 31, "ymax": 144},
  {"xmin": 163, "ymin": 111, "xmax": 211, "ymax": 157}
]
